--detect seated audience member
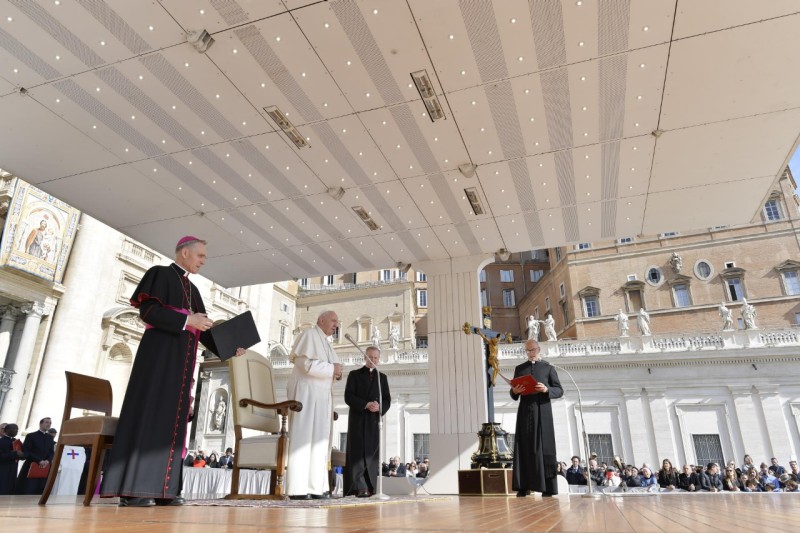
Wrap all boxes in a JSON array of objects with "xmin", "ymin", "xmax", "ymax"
[
  {"xmin": 587, "ymin": 459, "xmax": 605, "ymax": 487},
  {"xmin": 657, "ymin": 459, "xmax": 679, "ymax": 489},
  {"xmin": 406, "ymin": 462, "xmax": 418, "ymax": 477},
  {"xmin": 218, "ymin": 448, "xmax": 234, "ymax": 469},
  {"xmin": 394, "ymin": 457, "xmax": 406, "ymax": 477},
  {"xmin": 637, "ymin": 467, "xmax": 657, "ymax": 488},
  {"xmin": 740, "ymin": 454, "xmax": 756, "ymax": 474},
  {"xmin": 416, "ymin": 463, "xmax": 428, "ymax": 478},
  {"xmin": 605, "ymin": 467, "xmax": 621, "ymax": 488},
  {"xmin": 565, "ymin": 456, "xmax": 586, "ymax": 485},
  {"xmin": 783, "ymin": 479, "xmax": 799, "ymax": 492},
  {"xmin": 744, "ymin": 480, "xmax": 761, "ymax": 492},
  {"xmin": 726, "ymin": 460, "xmax": 742, "ymax": 478},
  {"xmin": 700, "ymin": 463, "xmax": 723, "ymax": 492},
  {"xmin": 759, "ymin": 462, "xmax": 778, "ymax": 488},
  {"xmin": 722, "ymin": 466, "xmax": 742, "ymax": 491},
  {"xmin": 678, "ymin": 465, "xmax": 697, "ymax": 492},
  {"xmin": 763, "ymin": 482, "xmax": 778, "ymax": 492},
  {"xmin": 789, "ymin": 460, "xmax": 799, "ymax": 482},
  {"xmin": 768, "ymin": 457, "xmax": 785, "ymax": 477},
  {"xmin": 192, "ymin": 455, "xmax": 206, "ymax": 468},
  {"xmin": 746, "ymin": 468, "xmax": 763, "ymax": 491},
  {"xmin": 206, "ymin": 452, "xmax": 218, "ymax": 468},
  {"xmin": 184, "ymin": 452, "xmax": 195, "ymax": 467}
]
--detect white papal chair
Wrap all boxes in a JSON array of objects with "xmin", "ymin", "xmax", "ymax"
[{"xmin": 226, "ymin": 350, "xmax": 302, "ymax": 499}]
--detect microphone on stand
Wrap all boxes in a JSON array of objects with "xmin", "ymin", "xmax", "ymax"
[
  {"xmin": 548, "ymin": 362, "xmax": 602, "ymax": 499},
  {"xmin": 343, "ymin": 333, "xmax": 390, "ymax": 500}
]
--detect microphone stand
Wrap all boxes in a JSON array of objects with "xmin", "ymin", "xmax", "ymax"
[
  {"xmin": 549, "ymin": 363, "xmax": 602, "ymax": 499},
  {"xmin": 344, "ymin": 335, "xmax": 390, "ymax": 500}
]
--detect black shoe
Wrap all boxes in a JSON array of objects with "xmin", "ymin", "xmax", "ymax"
[
  {"xmin": 119, "ymin": 497, "xmax": 156, "ymax": 507},
  {"xmin": 310, "ymin": 492, "xmax": 331, "ymax": 500},
  {"xmin": 516, "ymin": 491, "xmax": 527, "ymax": 498},
  {"xmin": 542, "ymin": 492, "xmax": 555, "ymax": 497},
  {"xmin": 155, "ymin": 497, "xmax": 185, "ymax": 506},
  {"xmin": 356, "ymin": 490, "xmax": 371, "ymax": 498},
  {"xmin": 289, "ymin": 494, "xmax": 312, "ymax": 500}
]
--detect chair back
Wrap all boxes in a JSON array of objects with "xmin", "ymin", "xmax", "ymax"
[
  {"xmin": 62, "ymin": 371, "xmax": 113, "ymax": 424},
  {"xmin": 228, "ymin": 350, "xmax": 281, "ymax": 433}
]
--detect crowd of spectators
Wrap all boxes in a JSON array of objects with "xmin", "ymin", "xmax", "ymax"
[
  {"xmin": 559, "ymin": 454, "xmax": 800, "ymax": 493},
  {"xmin": 381, "ymin": 456, "xmax": 430, "ymax": 478},
  {"xmin": 184, "ymin": 448, "xmax": 235, "ymax": 469}
]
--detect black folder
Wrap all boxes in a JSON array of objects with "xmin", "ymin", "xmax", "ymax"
[{"xmin": 203, "ymin": 310, "xmax": 261, "ymax": 361}]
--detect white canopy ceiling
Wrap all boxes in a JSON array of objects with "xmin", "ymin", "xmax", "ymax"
[{"xmin": 0, "ymin": 0, "xmax": 798, "ymax": 287}]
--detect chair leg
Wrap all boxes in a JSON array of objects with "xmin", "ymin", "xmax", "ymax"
[
  {"xmin": 83, "ymin": 437, "xmax": 105, "ymax": 506},
  {"xmin": 39, "ymin": 443, "xmax": 65, "ymax": 505},
  {"xmin": 229, "ymin": 464, "xmax": 241, "ymax": 498}
]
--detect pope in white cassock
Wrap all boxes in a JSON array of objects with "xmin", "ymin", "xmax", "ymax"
[{"xmin": 286, "ymin": 310, "xmax": 343, "ymax": 499}]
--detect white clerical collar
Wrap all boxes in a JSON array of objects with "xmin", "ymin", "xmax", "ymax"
[{"xmin": 172, "ymin": 263, "xmax": 189, "ymax": 277}]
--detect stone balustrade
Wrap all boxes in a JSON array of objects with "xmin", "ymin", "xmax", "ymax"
[{"xmin": 268, "ymin": 326, "xmax": 800, "ymax": 370}]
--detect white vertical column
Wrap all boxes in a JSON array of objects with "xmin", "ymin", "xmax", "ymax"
[
  {"xmin": 0, "ymin": 305, "xmax": 19, "ymax": 368},
  {"xmin": 0, "ymin": 302, "xmax": 45, "ymax": 422},
  {"xmin": 646, "ymin": 388, "xmax": 676, "ymax": 464},
  {"xmin": 621, "ymin": 387, "xmax": 653, "ymax": 466},
  {"xmin": 756, "ymin": 385, "xmax": 793, "ymax": 461},
  {"xmin": 729, "ymin": 386, "xmax": 767, "ymax": 461},
  {"xmin": 417, "ymin": 254, "xmax": 492, "ymax": 494}
]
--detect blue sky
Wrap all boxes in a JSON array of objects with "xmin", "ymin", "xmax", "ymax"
[{"xmin": 790, "ymin": 143, "xmax": 800, "ymax": 178}]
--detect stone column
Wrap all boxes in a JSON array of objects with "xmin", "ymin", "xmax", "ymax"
[
  {"xmin": 646, "ymin": 388, "xmax": 676, "ymax": 464},
  {"xmin": 0, "ymin": 305, "xmax": 20, "ymax": 368},
  {"xmin": 0, "ymin": 302, "xmax": 45, "ymax": 422},
  {"xmin": 729, "ymin": 386, "xmax": 766, "ymax": 462},
  {"xmin": 414, "ymin": 254, "xmax": 493, "ymax": 494},
  {"xmin": 755, "ymin": 385, "xmax": 793, "ymax": 462},
  {"xmin": 621, "ymin": 387, "xmax": 654, "ymax": 467}
]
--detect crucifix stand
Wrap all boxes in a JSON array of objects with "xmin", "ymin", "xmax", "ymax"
[{"xmin": 462, "ymin": 319, "xmax": 513, "ymax": 469}]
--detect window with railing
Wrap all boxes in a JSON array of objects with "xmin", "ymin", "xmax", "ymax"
[
  {"xmin": 502, "ymin": 289, "xmax": 515, "ymax": 307},
  {"xmin": 500, "ymin": 270, "xmax": 514, "ymax": 282},
  {"xmin": 673, "ymin": 284, "xmax": 691, "ymax": 307},
  {"xmin": 692, "ymin": 434, "xmax": 723, "ymax": 468},
  {"xmin": 413, "ymin": 434, "xmax": 430, "ymax": 460},
  {"xmin": 417, "ymin": 289, "xmax": 428, "ymax": 308},
  {"xmin": 416, "ymin": 271, "xmax": 427, "ymax": 282},
  {"xmin": 584, "ymin": 295, "xmax": 600, "ymax": 317},
  {"xmin": 588, "ymin": 434, "xmax": 614, "ymax": 467}
]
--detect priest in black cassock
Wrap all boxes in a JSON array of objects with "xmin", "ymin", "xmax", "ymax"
[
  {"xmin": 101, "ymin": 236, "xmax": 225, "ymax": 507},
  {"xmin": 510, "ymin": 339, "xmax": 563, "ymax": 497},
  {"xmin": 344, "ymin": 345, "xmax": 391, "ymax": 497},
  {"xmin": 15, "ymin": 417, "xmax": 54, "ymax": 494},
  {"xmin": 0, "ymin": 424, "xmax": 23, "ymax": 495}
]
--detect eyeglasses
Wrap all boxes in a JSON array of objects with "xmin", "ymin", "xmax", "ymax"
[{"xmin": 525, "ymin": 348, "xmax": 539, "ymax": 352}]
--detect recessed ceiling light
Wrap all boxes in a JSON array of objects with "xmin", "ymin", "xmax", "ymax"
[
  {"xmin": 233, "ymin": 49, "xmax": 238, "ymax": 54},
  {"xmin": 199, "ymin": 9, "xmax": 205, "ymax": 15},
  {"xmin": 346, "ymin": 60, "xmax": 352, "ymax": 66},
  {"xmin": 373, "ymin": 8, "xmax": 378, "ymax": 14},
  {"xmin": 580, "ymin": 76, "xmax": 586, "ymax": 81},
  {"xmin": 471, "ymin": 101, "xmax": 476, "ymax": 106},
  {"xmin": 640, "ymin": 63, "xmax": 646, "ymax": 68},
  {"xmin": 583, "ymin": 132, "xmax": 588, "ymax": 137},
  {"xmin": 95, "ymin": 87, "xmax": 100, "ymax": 92},
  {"xmin": 301, "ymin": 72, "xmax": 306, "ymax": 77},
  {"xmin": 582, "ymin": 106, "xmax": 587, "ymax": 111},
  {"xmin": 324, "ymin": 22, "xmax": 330, "ymax": 28},
  {"xmin": 123, "ymin": 147, "xmax": 128, "ymax": 152},
  {"xmin": 172, "ymin": 105, "xmax": 176, "ymax": 109},
  {"xmin": 184, "ymin": 62, "xmax": 189, "ymax": 67},
  {"xmin": 585, "ymin": 155, "xmax": 589, "ymax": 159},
  {"xmin": 434, "ymin": 137, "xmax": 438, "ymax": 141},
  {"xmin": 524, "ymin": 89, "xmax": 530, "ymax": 94},
  {"xmin": 6, "ymin": 17, "xmax": 12, "ymax": 22},
  {"xmin": 510, "ymin": 18, "xmax": 516, "ymax": 23},
  {"xmin": 276, "ymin": 36, "xmax": 281, "ymax": 41},
  {"xmin": 517, "ymin": 56, "xmax": 523, "ymax": 62},
  {"xmin": 633, "ymin": 146, "xmax": 638, "ymax": 150},
  {"xmin": 100, "ymin": 41, "xmax": 107, "ymax": 46},
  {"xmin": 576, "ymin": 1, "xmax": 582, "ymax": 5},
  {"xmin": 55, "ymin": 55, "xmax": 60, "ymax": 60},
  {"xmin": 92, "ymin": 125, "xmax": 97, "ymax": 129},
  {"xmin": 131, "ymin": 115, "xmax": 135, "ymax": 120},
  {"xmin": 634, "ymin": 122, "xmax": 640, "ymax": 127},
  {"xmin": 631, "ymin": 167, "xmax": 635, "ymax": 171},
  {"xmin": 529, "ymin": 117, "xmax": 535, "ymax": 122},
  {"xmin": 449, "ymin": 34, "xmax": 454, "ymax": 40},
  {"xmin": 637, "ymin": 95, "xmax": 642, "ymax": 100},
  {"xmin": 54, "ymin": 0, "xmax": 60, "ymax": 4},
  {"xmin": 201, "ymin": 130, "xmax": 205, "ymax": 135},
  {"xmin": 215, "ymin": 94, "xmax": 220, "ymax": 99},
  {"xmin": 643, "ymin": 26, "xmax": 649, "ymax": 32},
  {"xmin": 148, "ymin": 25, "xmax": 154, "ymax": 31},
  {"xmin": 323, "ymin": 102, "xmax": 328, "ymax": 107},
  {"xmin": 578, "ymin": 41, "xmax": 584, "ymax": 47},
  {"xmin": 461, "ymin": 70, "xmax": 466, "ymax": 76},
  {"xmin": 365, "ymin": 92, "xmax": 370, "ymax": 97}
]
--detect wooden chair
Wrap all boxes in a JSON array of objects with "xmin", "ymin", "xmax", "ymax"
[
  {"xmin": 227, "ymin": 350, "xmax": 301, "ymax": 499},
  {"xmin": 39, "ymin": 371, "xmax": 118, "ymax": 506}
]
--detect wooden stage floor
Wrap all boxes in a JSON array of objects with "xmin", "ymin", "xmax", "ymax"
[{"xmin": 2, "ymin": 493, "xmax": 795, "ymax": 532}]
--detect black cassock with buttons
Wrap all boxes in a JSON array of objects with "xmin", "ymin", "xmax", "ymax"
[
  {"xmin": 510, "ymin": 359, "xmax": 563, "ymax": 495},
  {"xmin": 101, "ymin": 263, "xmax": 211, "ymax": 500}
]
